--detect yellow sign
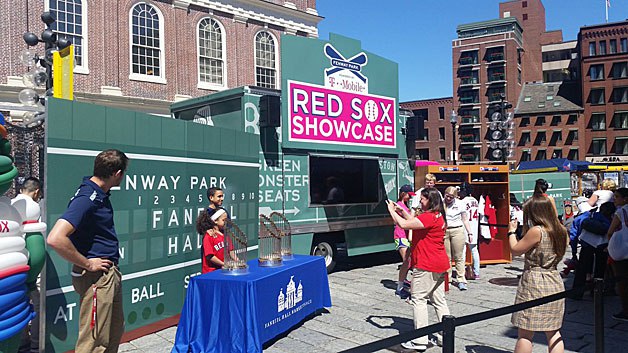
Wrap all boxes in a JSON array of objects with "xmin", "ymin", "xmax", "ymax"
[{"xmin": 52, "ymin": 45, "xmax": 74, "ymax": 100}]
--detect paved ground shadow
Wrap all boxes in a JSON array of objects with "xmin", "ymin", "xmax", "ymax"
[
  {"xmin": 333, "ymin": 250, "xmax": 401, "ymax": 273},
  {"xmin": 464, "ymin": 345, "xmax": 511, "ymax": 353}
]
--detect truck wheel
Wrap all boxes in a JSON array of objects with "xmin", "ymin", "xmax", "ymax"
[{"xmin": 311, "ymin": 240, "xmax": 336, "ymax": 273}]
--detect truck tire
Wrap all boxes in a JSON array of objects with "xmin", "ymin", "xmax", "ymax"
[{"xmin": 311, "ymin": 238, "xmax": 336, "ymax": 273}]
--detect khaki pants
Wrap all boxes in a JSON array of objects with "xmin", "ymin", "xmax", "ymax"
[
  {"xmin": 444, "ymin": 227, "xmax": 467, "ymax": 284},
  {"xmin": 71, "ymin": 265, "xmax": 124, "ymax": 353},
  {"xmin": 409, "ymin": 270, "xmax": 450, "ymax": 345}
]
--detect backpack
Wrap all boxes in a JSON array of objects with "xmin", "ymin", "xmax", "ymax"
[{"xmin": 608, "ymin": 208, "xmax": 628, "ymax": 261}]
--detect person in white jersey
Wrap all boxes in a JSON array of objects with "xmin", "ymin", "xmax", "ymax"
[
  {"xmin": 460, "ymin": 184, "xmax": 480, "ymax": 280},
  {"xmin": 443, "ymin": 186, "xmax": 472, "ymax": 290},
  {"xmin": 410, "ymin": 173, "xmax": 442, "ymax": 211}
]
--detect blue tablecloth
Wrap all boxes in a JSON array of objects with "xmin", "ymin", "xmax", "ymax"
[{"xmin": 172, "ymin": 255, "xmax": 332, "ymax": 353}]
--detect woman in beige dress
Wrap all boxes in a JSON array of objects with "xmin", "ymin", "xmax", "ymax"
[{"xmin": 508, "ymin": 196, "xmax": 568, "ymax": 353}]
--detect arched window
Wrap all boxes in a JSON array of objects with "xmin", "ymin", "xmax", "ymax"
[
  {"xmin": 198, "ymin": 18, "xmax": 225, "ymax": 87},
  {"xmin": 48, "ymin": 0, "xmax": 87, "ymax": 72},
  {"xmin": 130, "ymin": 3, "xmax": 164, "ymax": 81},
  {"xmin": 254, "ymin": 31, "xmax": 276, "ymax": 88}
]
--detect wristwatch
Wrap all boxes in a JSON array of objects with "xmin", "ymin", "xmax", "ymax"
[{"xmin": 508, "ymin": 231, "xmax": 517, "ymax": 236}]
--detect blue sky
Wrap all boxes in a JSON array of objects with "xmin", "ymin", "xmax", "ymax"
[{"xmin": 317, "ymin": 0, "xmax": 628, "ymax": 102}]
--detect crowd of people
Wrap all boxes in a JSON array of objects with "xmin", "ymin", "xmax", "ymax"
[{"xmin": 386, "ymin": 174, "xmax": 628, "ymax": 353}]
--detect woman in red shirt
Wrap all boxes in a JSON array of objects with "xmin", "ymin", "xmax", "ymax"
[
  {"xmin": 387, "ymin": 188, "xmax": 450, "ymax": 352},
  {"xmin": 196, "ymin": 208, "xmax": 228, "ymax": 273}
]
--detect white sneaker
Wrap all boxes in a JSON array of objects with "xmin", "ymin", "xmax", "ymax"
[{"xmin": 401, "ymin": 341, "xmax": 427, "ymax": 351}]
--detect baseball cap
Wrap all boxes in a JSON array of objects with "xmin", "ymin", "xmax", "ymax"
[{"xmin": 400, "ymin": 184, "xmax": 416, "ymax": 196}]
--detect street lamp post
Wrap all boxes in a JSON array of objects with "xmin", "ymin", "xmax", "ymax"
[{"xmin": 450, "ymin": 109, "xmax": 458, "ymax": 165}]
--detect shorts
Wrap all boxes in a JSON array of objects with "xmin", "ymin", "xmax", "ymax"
[{"xmin": 395, "ymin": 238, "xmax": 411, "ymax": 250}]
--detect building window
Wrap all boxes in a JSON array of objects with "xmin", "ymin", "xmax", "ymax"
[
  {"xmin": 616, "ymin": 138, "xmax": 628, "ymax": 154},
  {"xmin": 536, "ymin": 149, "xmax": 547, "ymax": 160},
  {"xmin": 485, "ymin": 47, "xmax": 505, "ymax": 62},
  {"xmin": 613, "ymin": 62, "xmax": 628, "ymax": 78},
  {"xmin": 522, "ymin": 1, "xmax": 527, "ymax": 7},
  {"xmin": 413, "ymin": 108, "xmax": 428, "ymax": 121},
  {"xmin": 130, "ymin": 3, "xmax": 164, "ymax": 81},
  {"xmin": 550, "ymin": 115, "xmax": 561, "ymax": 126},
  {"xmin": 198, "ymin": 18, "xmax": 225, "ymax": 87},
  {"xmin": 439, "ymin": 147, "xmax": 446, "ymax": 161},
  {"xmin": 459, "ymin": 50, "xmax": 478, "ymax": 65},
  {"xmin": 439, "ymin": 127, "xmax": 445, "ymax": 140},
  {"xmin": 567, "ymin": 148, "xmax": 579, "ymax": 160},
  {"xmin": 589, "ymin": 42, "xmax": 596, "ymax": 56},
  {"xmin": 590, "ymin": 89, "xmax": 605, "ymax": 105},
  {"xmin": 523, "ymin": 96, "xmax": 532, "ymax": 102},
  {"xmin": 567, "ymin": 114, "xmax": 577, "ymax": 125},
  {"xmin": 518, "ymin": 69, "xmax": 522, "ymax": 84},
  {"xmin": 549, "ymin": 131, "xmax": 562, "ymax": 146},
  {"xmin": 520, "ymin": 116, "xmax": 530, "ymax": 127},
  {"xmin": 590, "ymin": 113, "xmax": 606, "ymax": 130},
  {"xmin": 255, "ymin": 31, "xmax": 277, "ymax": 89},
  {"xmin": 534, "ymin": 131, "xmax": 547, "ymax": 146},
  {"xmin": 521, "ymin": 150, "xmax": 531, "ymax": 162},
  {"xmin": 552, "ymin": 149, "xmax": 563, "ymax": 159},
  {"xmin": 589, "ymin": 64, "xmax": 604, "ymax": 81},
  {"xmin": 611, "ymin": 39, "xmax": 617, "ymax": 54},
  {"xmin": 622, "ymin": 38, "xmax": 628, "ymax": 53},
  {"xmin": 459, "ymin": 69, "xmax": 479, "ymax": 85},
  {"xmin": 600, "ymin": 41, "xmax": 607, "ymax": 55},
  {"xmin": 417, "ymin": 148, "xmax": 430, "ymax": 160},
  {"xmin": 439, "ymin": 106, "xmax": 445, "ymax": 120},
  {"xmin": 535, "ymin": 116, "xmax": 545, "ymax": 126},
  {"xmin": 519, "ymin": 131, "xmax": 531, "ymax": 146},
  {"xmin": 566, "ymin": 130, "xmax": 578, "ymax": 145},
  {"xmin": 422, "ymin": 128, "xmax": 429, "ymax": 141},
  {"xmin": 614, "ymin": 111, "xmax": 628, "ymax": 129},
  {"xmin": 614, "ymin": 87, "xmax": 628, "ymax": 103},
  {"xmin": 460, "ymin": 109, "xmax": 479, "ymax": 124},
  {"xmin": 49, "ymin": 0, "xmax": 86, "ymax": 71},
  {"xmin": 591, "ymin": 139, "xmax": 607, "ymax": 154},
  {"xmin": 522, "ymin": 13, "xmax": 528, "ymax": 21}
]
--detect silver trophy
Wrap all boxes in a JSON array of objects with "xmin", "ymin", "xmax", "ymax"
[
  {"xmin": 222, "ymin": 219, "xmax": 249, "ymax": 274},
  {"xmin": 269, "ymin": 211, "xmax": 293, "ymax": 260},
  {"xmin": 258, "ymin": 214, "xmax": 283, "ymax": 267}
]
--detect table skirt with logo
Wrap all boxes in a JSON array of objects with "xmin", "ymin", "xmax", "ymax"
[{"xmin": 172, "ymin": 255, "xmax": 332, "ymax": 353}]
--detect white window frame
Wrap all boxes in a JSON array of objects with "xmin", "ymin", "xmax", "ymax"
[
  {"xmin": 128, "ymin": 2, "xmax": 166, "ymax": 84},
  {"xmin": 197, "ymin": 17, "xmax": 227, "ymax": 91},
  {"xmin": 45, "ymin": 0, "xmax": 89, "ymax": 74},
  {"xmin": 254, "ymin": 30, "xmax": 279, "ymax": 89}
]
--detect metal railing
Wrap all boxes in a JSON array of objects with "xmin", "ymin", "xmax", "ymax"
[{"xmin": 339, "ymin": 279, "xmax": 605, "ymax": 353}]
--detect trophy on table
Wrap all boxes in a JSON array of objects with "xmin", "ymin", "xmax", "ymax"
[
  {"xmin": 258, "ymin": 214, "xmax": 283, "ymax": 267},
  {"xmin": 269, "ymin": 211, "xmax": 293, "ymax": 260},
  {"xmin": 222, "ymin": 219, "xmax": 249, "ymax": 274}
]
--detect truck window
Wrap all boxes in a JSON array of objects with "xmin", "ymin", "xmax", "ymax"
[{"xmin": 309, "ymin": 156, "xmax": 380, "ymax": 205}]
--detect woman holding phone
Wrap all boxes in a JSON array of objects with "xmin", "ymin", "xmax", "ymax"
[{"xmin": 387, "ymin": 188, "xmax": 450, "ymax": 352}]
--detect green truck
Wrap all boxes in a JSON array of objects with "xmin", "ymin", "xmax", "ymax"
[{"xmin": 42, "ymin": 33, "xmax": 411, "ymax": 352}]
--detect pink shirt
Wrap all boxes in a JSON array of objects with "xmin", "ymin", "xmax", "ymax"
[{"xmin": 394, "ymin": 201, "xmax": 411, "ymax": 240}]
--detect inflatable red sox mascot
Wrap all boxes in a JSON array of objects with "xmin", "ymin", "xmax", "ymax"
[{"xmin": 0, "ymin": 115, "xmax": 46, "ymax": 353}]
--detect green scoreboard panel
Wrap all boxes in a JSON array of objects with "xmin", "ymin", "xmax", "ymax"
[{"xmin": 44, "ymin": 99, "xmax": 259, "ymax": 352}]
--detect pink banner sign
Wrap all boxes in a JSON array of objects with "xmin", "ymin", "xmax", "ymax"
[{"xmin": 287, "ymin": 81, "xmax": 396, "ymax": 148}]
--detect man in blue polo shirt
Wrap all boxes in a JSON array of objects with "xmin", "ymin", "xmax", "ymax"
[{"xmin": 47, "ymin": 149, "xmax": 129, "ymax": 353}]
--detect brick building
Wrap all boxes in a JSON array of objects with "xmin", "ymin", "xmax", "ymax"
[
  {"xmin": 0, "ymin": 0, "xmax": 321, "ymax": 115},
  {"xmin": 513, "ymin": 82, "xmax": 584, "ymax": 164},
  {"xmin": 400, "ymin": 97, "xmax": 453, "ymax": 163},
  {"xmin": 498, "ymin": 0, "xmax": 563, "ymax": 83},
  {"xmin": 452, "ymin": 17, "xmax": 525, "ymax": 163},
  {"xmin": 579, "ymin": 20, "xmax": 628, "ymax": 164},
  {"xmin": 448, "ymin": 0, "xmax": 567, "ymax": 164}
]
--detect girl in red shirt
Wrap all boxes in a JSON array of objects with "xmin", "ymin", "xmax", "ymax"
[
  {"xmin": 387, "ymin": 188, "xmax": 450, "ymax": 352},
  {"xmin": 196, "ymin": 208, "xmax": 228, "ymax": 273}
]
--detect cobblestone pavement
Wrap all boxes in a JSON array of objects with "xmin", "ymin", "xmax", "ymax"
[{"xmin": 119, "ymin": 252, "xmax": 627, "ymax": 353}]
